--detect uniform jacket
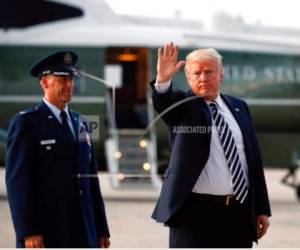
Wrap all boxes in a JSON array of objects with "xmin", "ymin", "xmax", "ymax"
[
  {"xmin": 6, "ymin": 101, "xmax": 109, "ymax": 247},
  {"xmin": 150, "ymin": 80, "xmax": 271, "ymax": 241}
]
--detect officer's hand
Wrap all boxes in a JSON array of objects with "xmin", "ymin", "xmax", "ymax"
[
  {"xmin": 157, "ymin": 42, "xmax": 185, "ymax": 83},
  {"xmin": 257, "ymin": 215, "xmax": 270, "ymax": 239},
  {"xmin": 99, "ymin": 237, "xmax": 110, "ymax": 248},
  {"xmin": 24, "ymin": 235, "xmax": 44, "ymax": 248}
]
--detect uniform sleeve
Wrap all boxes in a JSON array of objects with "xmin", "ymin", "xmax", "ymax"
[
  {"xmin": 5, "ymin": 114, "xmax": 41, "ymax": 241},
  {"xmin": 89, "ymin": 144, "xmax": 110, "ymax": 238}
]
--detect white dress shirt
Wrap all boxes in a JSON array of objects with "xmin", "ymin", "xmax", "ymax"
[
  {"xmin": 154, "ymin": 79, "xmax": 249, "ymax": 195},
  {"xmin": 43, "ymin": 98, "xmax": 76, "ymax": 138}
]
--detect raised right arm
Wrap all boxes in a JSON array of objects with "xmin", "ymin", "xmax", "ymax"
[{"xmin": 150, "ymin": 42, "xmax": 186, "ymax": 126}]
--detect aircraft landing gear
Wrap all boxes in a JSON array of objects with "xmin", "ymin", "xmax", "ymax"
[
  {"xmin": 297, "ymin": 185, "xmax": 300, "ymax": 201},
  {"xmin": 281, "ymin": 158, "xmax": 300, "ymax": 201}
]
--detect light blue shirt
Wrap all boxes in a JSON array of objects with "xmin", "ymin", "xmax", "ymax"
[{"xmin": 43, "ymin": 98, "xmax": 76, "ymax": 139}]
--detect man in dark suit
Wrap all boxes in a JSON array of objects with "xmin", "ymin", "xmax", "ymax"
[
  {"xmin": 151, "ymin": 42, "xmax": 271, "ymax": 248},
  {"xmin": 6, "ymin": 51, "xmax": 110, "ymax": 248}
]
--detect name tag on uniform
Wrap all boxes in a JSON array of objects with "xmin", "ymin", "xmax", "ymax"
[{"xmin": 40, "ymin": 139, "xmax": 56, "ymax": 145}]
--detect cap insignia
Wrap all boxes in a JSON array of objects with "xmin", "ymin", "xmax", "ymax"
[{"xmin": 63, "ymin": 52, "xmax": 73, "ymax": 65}]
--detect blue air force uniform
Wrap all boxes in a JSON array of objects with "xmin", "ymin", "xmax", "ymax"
[{"xmin": 5, "ymin": 51, "xmax": 110, "ymax": 247}]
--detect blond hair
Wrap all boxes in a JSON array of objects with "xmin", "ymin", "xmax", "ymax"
[{"xmin": 185, "ymin": 48, "xmax": 223, "ymax": 74}]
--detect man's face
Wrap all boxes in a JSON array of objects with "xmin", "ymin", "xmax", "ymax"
[
  {"xmin": 186, "ymin": 59, "xmax": 224, "ymax": 101},
  {"xmin": 41, "ymin": 75, "xmax": 74, "ymax": 108}
]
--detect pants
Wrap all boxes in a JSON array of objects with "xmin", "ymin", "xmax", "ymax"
[{"xmin": 168, "ymin": 193, "xmax": 253, "ymax": 248}]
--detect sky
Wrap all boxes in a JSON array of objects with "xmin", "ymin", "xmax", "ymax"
[{"xmin": 108, "ymin": 0, "xmax": 300, "ymax": 29}]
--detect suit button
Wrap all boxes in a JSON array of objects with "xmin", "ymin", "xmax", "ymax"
[{"xmin": 79, "ymin": 190, "xmax": 83, "ymax": 195}]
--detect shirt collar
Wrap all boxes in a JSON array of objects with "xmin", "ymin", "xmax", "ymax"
[
  {"xmin": 205, "ymin": 95, "xmax": 225, "ymax": 112},
  {"xmin": 43, "ymin": 97, "xmax": 70, "ymax": 121}
]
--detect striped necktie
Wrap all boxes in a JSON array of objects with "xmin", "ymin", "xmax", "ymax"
[{"xmin": 209, "ymin": 102, "xmax": 248, "ymax": 204}]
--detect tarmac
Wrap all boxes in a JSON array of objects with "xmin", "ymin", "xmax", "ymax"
[{"xmin": 0, "ymin": 168, "xmax": 300, "ymax": 248}]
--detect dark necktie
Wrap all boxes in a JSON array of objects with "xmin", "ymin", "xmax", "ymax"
[
  {"xmin": 60, "ymin": 110, "xmax": 75, "ymax": 144},
  {"xmin": 209, "ymin": 102, "xmax": 248, "ymax": 204}
]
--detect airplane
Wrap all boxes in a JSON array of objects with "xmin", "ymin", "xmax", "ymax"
[{"xmin": 0, "ymin": 0, "xmax": 299, "ymax": 197}]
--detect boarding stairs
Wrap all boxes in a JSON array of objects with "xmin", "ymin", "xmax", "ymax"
[{"xmin": 104, "ymin": 89, "xmax": 160, "ymax": 189}]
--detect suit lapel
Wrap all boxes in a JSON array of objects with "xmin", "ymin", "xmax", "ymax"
[
  {"xmin": 186, "ymin": 90, "xmax": 212, "ymax": 128},
  {"xmin": 69, "ymin": 110, "xmax": 79, "ymax": 142},
  {"xmin": 221, "ymin": 94, "xmax": 249, "ymax": 140},
  {"xmin": 201, "ymin": 100, "xmax": 212, "ymax": 128},
  {"xmin": 221, "ymin": 95, "xmax": 256, "ymax": 185}
]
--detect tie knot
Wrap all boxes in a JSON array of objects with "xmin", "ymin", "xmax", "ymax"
[{"xmin": 209, "ymin": 102, "xmax": 218, "ymax": 111}]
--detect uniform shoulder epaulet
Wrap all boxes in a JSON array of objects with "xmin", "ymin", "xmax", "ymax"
[
  {"xmin": 70, "ymin": 110, "xmax": 87, "ymax": 121},
  {"xmin": 80, "ymin": 115, "xmax": 91, "ymax": 124},
  {"xmin": 80, "ymin": 114, "xmax": 88, "ymax": 119},
  {"xmin": 18, "ymin": 106, "xmax": 39, "ymax": 116},
  {"xmin": 70, "ymin": 109, "xmax": 80, "ymax": 116}
]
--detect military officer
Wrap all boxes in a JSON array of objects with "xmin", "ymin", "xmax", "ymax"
[{"xmin": 6, "ymin": 51, "xmax": 110, "ymax": 248}]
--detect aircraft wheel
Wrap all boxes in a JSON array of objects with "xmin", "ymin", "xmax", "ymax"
[{"xmin": 297, "ymin": 185, "xmax": 300, "ymax": 201}]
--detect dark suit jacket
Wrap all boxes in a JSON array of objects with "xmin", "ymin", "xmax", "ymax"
[
  {"xmin": 150, "ymin": 80, "xmax": 271, "ymax": 241},
  {"xmin": 6, "ymin": 101, "xmax": 109, "ymax": 247}
]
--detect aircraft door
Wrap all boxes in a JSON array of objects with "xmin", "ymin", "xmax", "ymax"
[{"xmin": 105, "ymin": 47, "xmax": 149, "ymax": 129}]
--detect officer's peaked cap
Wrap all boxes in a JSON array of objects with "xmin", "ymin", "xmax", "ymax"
[{"xmin": 30, "ymin": 51, "xmax": 80, "ymax": 78}]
